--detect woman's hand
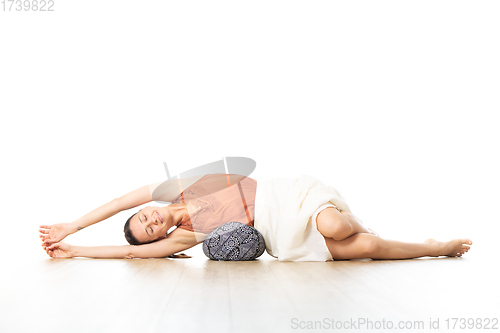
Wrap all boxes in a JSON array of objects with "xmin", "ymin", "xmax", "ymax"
[
  {"xmin": 39, "ymin": 223, "xmax": 73, "ymax": 244},
  {"xmin": 42, "ymin": 242, "xmax": 74, "ymax": 258}
]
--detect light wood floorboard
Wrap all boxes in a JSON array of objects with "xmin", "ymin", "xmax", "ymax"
[{"xmin": 1, "ymin": 247, "xmax": 496, "ymax": 333}]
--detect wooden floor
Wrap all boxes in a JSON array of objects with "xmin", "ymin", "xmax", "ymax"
[{"xmin": 1, "ymin": 244, "xmax": 497, "ymax": 333}]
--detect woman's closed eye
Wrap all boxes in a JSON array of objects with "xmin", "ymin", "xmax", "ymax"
[
  {"xmin": 143, "ymin": 215, "xmax": 154, "ymax": 235},
  {"xmin": 139, "ymin": 214, "xmax": 153, "ymax": 236},
  {"xmin": 144, "ymin": 215, "xmax": 154, "ymax": 234}
]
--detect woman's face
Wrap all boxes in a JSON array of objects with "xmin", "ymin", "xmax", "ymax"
[{"xmin": 128, "ymin": 206, "xmax": 171, "ymax": 244}]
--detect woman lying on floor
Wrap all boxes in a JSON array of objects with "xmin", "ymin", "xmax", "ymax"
[{"xmin": 40, "ymin": 173, "xmax": 472, "ymax": 260}]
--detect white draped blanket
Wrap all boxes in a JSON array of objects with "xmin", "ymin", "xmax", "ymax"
[{"xmin": 254, "ymin": 175, "xmax": 361, "ymax": 261}]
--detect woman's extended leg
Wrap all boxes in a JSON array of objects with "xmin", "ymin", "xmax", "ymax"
[{"xmin": 324, "ymin": 233, "xmax": 473, "ymax": 260}]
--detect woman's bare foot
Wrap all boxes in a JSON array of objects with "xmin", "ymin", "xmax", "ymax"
[{"xmin": 424, "ymin": 238, "xmax": 473, "ymax": 257}]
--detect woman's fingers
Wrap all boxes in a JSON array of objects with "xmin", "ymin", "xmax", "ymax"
[
  {"xmin": 40, "ymin": 236, "xmax": 53, "ymax": 244},
  {"xmin": 48, "ymin": 243, "xmax": 59, "ymax": 250},
  {"xmin": 48, "ymin": 248, "xmax": 58, "ymax": 258},
  {"xmin": 41, "ymin": 241, "xmax": 57, "ymax": 258},
  {"xmin": 43, "ymin": 246, "xmax": 52, "ymax": 257},
  {"xmin": 42, "ymin": 241, "xmax": 54, "ymax": 248},
  {"xmin": 39, "ymin": 229, "xmax": 49, "ymax": 234}
]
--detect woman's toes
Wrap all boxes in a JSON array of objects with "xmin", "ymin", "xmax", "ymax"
[{"xmin": 462, "ymin": 239, "xmax": 472, "ymax": 245}]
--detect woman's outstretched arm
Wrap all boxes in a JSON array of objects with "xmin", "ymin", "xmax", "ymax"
[
  {"xmin": 39, "ymin": 184, "xmax": 153, "ymax": 244},
  {"xmin": 42, "ymin": 229, "xmax": 202, "ymax": 259}
]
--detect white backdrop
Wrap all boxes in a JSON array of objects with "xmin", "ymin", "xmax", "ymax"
[{"xmin": 0, "ymin": 1, "xmax": 498, "ymax": 260}]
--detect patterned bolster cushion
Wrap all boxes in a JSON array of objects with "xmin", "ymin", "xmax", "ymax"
[{"xmin": 203, "ymin": 222, "xmax": 266, "ymax": 261}]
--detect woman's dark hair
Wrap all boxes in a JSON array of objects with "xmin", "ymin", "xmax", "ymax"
[{"xmin": 124, "ymin": 212, "xmax": 141, "ymax": 245}]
